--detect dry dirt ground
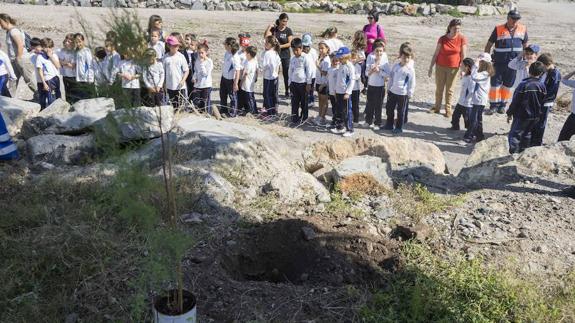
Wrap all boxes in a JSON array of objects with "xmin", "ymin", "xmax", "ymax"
[{"xmin": 2, "ymin": 1, "xmax": 575, "ymax": 322}]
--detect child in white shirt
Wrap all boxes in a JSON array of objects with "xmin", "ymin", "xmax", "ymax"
[
  {"xmin": 103, "ymin": 39, "xmax": 121, "ymax": 85},
  {"xmin": 220, "ymin": 37, "xmax": 241, "ymax": 117},
  {"xmin": 302, "ymin": 33, "xmax": 318, "ymax": 108},
  {"xmin": 364, "ymin": 43, "xmax": 389, "ymax": 130},
  {"xmin": 351, "ymin": 49, "xmax": 363, "ymax": 124},
  {"xmin": 239, "ymin": 46, "xmax": 258, "ymax": 115},
  {"xmin": 31, "ymin": 38, "xmax": 62, "ymax": 110},
  {"xmin": 314, "ymin": 41, "xmax": 331, "ymax": 126},
  {"xmin": 56, "ymin": 33, "xmax": 77, "ymax": 102},
  {"xmin": 192, "ymin": 43, "xmax": 213, "ymax": 114},
  {"xmin": 163, "ymin": 35, "xmax": 189, "ymax": 111},
  {"xmin": 0, "ymin": 45, "xmax": 16, "ymax": 97},
  {"xmin": 74, "ymin": 33, "xmax": 94, "ymax": 100},
  {"xmin": 117, "ymin": 51, "xmax": 142, "ymax": 107},
  {"xmin": 331, "ymin": 47, "xmax": 355, "ymax": 136},
  {"xmin": 288, "ymin": 38, "xmax": 312, "ymax": 123},
  {"xmin": 450, "ymin": 58, "xmax": 475, "ymax": 131},
  {"xmin": 262, "ymin": 36, "xmax": 281, "ymax": 116},
  {"xmin": 92, "ymin": 47, "xmax": 108, "ymax": 94},
  {"xmin": 327, "ymin": 53, "xmax": 339, "ymax": 127},
  {"xmin": 148, "ymin": 29, "xmax": 165, "ymax": 62},
  {"xmin": 383, "ymin": 44, "xmax": 415, "ymax": 133},
  {"xmin": 143, "ymin": 48, "xmax": 165, "ymax": 107},
  {"xmin": 464, "ymin": 53, "xmax": 494, "ymax": 143}
]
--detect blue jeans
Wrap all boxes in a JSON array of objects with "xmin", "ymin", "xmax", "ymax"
[
  {"xmin": 263, "ymin": 78, "xmax": 279, "ymax": 115},
  {"xmin": 0, "ymin": 74, "xmax": 11, "ymax": 97},
  {"xmin": 464, "ymin": 105, "xmax": 485, "ymax": 141},
  {"xmin": 508, "ymin": 117, "xmax": 538, "ymax": 154},
  {"xmin": 37, "ymin": 76, "xmax": 61, "ymax": 110}
]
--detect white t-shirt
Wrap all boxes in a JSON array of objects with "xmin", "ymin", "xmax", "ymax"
[
  {"xmin": 56, "ymin": 48, "xmax": 76, "ymax": 78},
  {"xmin": 5, "ymin": 28, "xmax": 27, "ymax": 60},
  {"xmin": 261, "ymin": 49, "xmax": 281, "ymax": 80},
  {"xmin": 143, "ymin": 61, "xmax": 165, "ymax": 89},
  {"xmin": 0, "ymin": 49, "xmax": 16, "ymax": 79},
  {"xmin": 353, "ymin": 62, "xmax": 362, "ymax": 91},
  {"xmin": 366, "ymin": 53, "xmax": 389, "ymax": 87},
  {"xmin": 327, "ymin": 65, "xmax": 339, "ymax": 96},
  {"xmin": 316, "ymin": 55, "xmax": 331, "ymax": 86},
  {"xmin": 323, "ymin": 38, "xmax": 344, "ymax": 54},
  {"xmin": 92, "ymin": 60, "xmax": 108, "ymax": 86},
  {"xmin": 149, "ymin": 41, "xmax": 165, "ymax": 61},
  {"xmin": 118, "ymin": 59, "xmax": 141, "ymax": 89},
  {"xmin": 238, "ymin": 49, "xmax": 247, "ymax": 69},
  {"xmin": 32, "ymin": 53, "xmax": 59, "ymax": 83},
  {"xmin": 104, "ymin": 51, "xmax": 121, "ymax": 84},
  {"xmin": 305, "ymin": 48, "xmax": 318, "ymax": 80},
  {"xmin": 457, "ymin": 74, "xmax": 475, "ymax": 108},
  {"xmin": 75, "ymin": 47, "xmax": 94, "ymax": 83},
  {"xmin": 163, "ymin": 51, "xmax": 189, "ymax": 91},
  {"xmin": 222, "ymin": 51, "xmax": 242, "ymax": 80},
  {"xmin": 241, "ymin": 59, "xmax": 258, "ymax": 93},
  {"xmin": 193, "ymin": 57, "xmax": 213, "ymax": 89}
]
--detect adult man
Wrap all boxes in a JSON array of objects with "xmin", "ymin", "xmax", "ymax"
[{"xmin": 484, "ymin": 9, "xmax": 528, "ymax": 114}]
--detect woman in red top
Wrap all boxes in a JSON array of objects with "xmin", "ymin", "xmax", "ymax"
[{"xmin": 428, "ymin": 19, "xmax": 467, "ymax": 117}]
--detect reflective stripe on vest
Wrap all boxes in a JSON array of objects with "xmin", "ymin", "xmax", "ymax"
[{"xmin": 494, "ymin": 23, "xmax": 526, "ymax": 61}]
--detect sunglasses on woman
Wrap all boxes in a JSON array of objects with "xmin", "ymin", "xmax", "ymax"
[{"xmin": 367, "ymin": 16, "xmax": 374, "ymax": 20}]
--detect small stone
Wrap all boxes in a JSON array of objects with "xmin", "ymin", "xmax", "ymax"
[
  {"xmin": 473, "ymin": 220, "xmax": 483, "ymax": 230},
  {"xmin": 295, "ymin": 210, "xmax": 305, "ymax": 217},
  {"xmin": 301, "ymin": 227, "xmax": 317, "ymax": 241},
  {"xmin": 181, "ymin": 212, "xmax": 203, "ymax": 224},
  {"xmin": 366, "ymin": 242, "xmax": 374, "ymax": 254},
  {"xmin": 534, "ymin": 245, "xmax": 547, "ymax": 254},
  {"xmin": 314, "ymin": 204, "xmax": 326, "ymax": 213},
  {"xmin": 226, "ymin": 240, "xmax": 237, "ymax": 246},
  {"xmin": 518, "ymin": 230, "xmax": 528, "ymax": 238},
  {"xmin": 381, "ymin": 226, "xmax": 392, "ymax": 235}
]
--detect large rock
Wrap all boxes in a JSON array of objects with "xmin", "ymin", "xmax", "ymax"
[
  {"xmin": 435, "ymin": 4, "xmax": 453, "ymax": 14},
  {"xmin": 96, "ymin": 106, "xmax": 173, "ymax": 142},
  {"xmin": 477, "ymin": 4, "xmax": 497, "ymax": 16},
  {"xmin": 26, "ymin": 134, "xmax": 95, "ymax": 165},
  {"xmin": 332, "ymin": 156, "xmax": 393, "ymax": 190},
  {"xmin": 457, "ymin": 5, "xmax": 477, "ymax": 15},
  {"xmin": 20, "ymin": 97, "xmax": 114, "ymax": 138},
  {"xmin": 0, "ymin": 97, "xmax": 41, "ymax": 136},
  {"xmin": 303, "ymin": 137, "xmax": 447, "ymax": 175},
  {"xmin": 39, "ymin": 98, "xmax": 71, "ymax": 116},
  {"xmin": 172, "ymin": 166, "xmax": 236, "ymax": 212},
  {"xmin": 172, "ymin": 116, "xmax": 330, "ymax": 204},
  {"xmin": 459, "ymin": 136, "xmax": 575, "ymax": 184}
]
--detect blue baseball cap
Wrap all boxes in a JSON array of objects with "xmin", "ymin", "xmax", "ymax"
[
  {"xmin": 335, "ymin": 46, "xmax": 350, "ymax": 58},
  {"xmin": 302, "ymin": 33, "xmax": 312, "ymax": 47},
  {"xmin": 526, "ymin": 44, "xmax": 540, "ymax": 53}
]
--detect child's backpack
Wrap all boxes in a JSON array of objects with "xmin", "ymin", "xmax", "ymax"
[{"xmin": 7, "ymin": 28, "xmax": 33, "ymax": 52}]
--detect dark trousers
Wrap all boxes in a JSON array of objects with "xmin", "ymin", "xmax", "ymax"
[
  {"xmin": 62, "ymin": 76, "xmax": 77, "ymax": 103},
  {"xmin": 351, "ymin": 89, "xmax": 360, "ymax": 123},
  {"xmin": 290, "ymin": 82, "xmax": 307, "ymax": 122},
  {"xmin": 0, "ymin": 75, "xmax": 10, "ymax": 97},
  {"xmin": 531, "ymin": 105, "xmax": 551, "ymax": 146},
  {"xmin": 365, "ymin": 86, "xmax": 384, "ymax": 126},
  {"xmin": 263, "ymin": 78, "xmax": 279, "ymax": 115},
  {"xmin": 123, "ymin": 88, "xmax": 142, "ymax": 107},
  {"xmin": 195, "ymin": 87, "xmax": 212, "ymax": 114},
  {"xmin": 329, "ymin": 94, "xmax": 337, "ymax": 125},
  {"xmin": 219, "ymin": 77, "xmax": 237, "ymax": 116},
  {"xmin": 464, "ymin": 105, "xmax": 485, "ymax": 141},
  {"xmin": 167, "ymin": 89, "xmax": 186, "ymax": 111},
  {"xmin": 281, "ymin": 57, "xmax": 290, "ymax": 95},
  {"xmin": 558, "ymin": 113, "xmax": 575, "ymax": 142},
  {"xmin": 145, "ymin": 90, "xmax": 164, "ymax": 107},
  {"xmin": 308, "ymin": 77, "xmax": 316, "ymax": 105},
  {"xmin": 335, "ymin": 93, "xmax": 353, "ymax": 131},
  {"xmin": 238, "ymin": 89, "xmax": 257, "ymax": 115},
  {"xmin": 384, "ymin": 91, "xmax": 408, "ymax": 130},
  {"xmin": 37, "ymin": 76, "xmax": 61, "ymax": 110},
  {"xmin": 508, "ymin": 117, "xmax": 538, "ymax": 154},
  {"xmin": 451, "ymin": 104, "xmax": 471, "ymax": 130},
  {"xmin": 186, "ymin": 79, "xmax": 196, "ymax": 105}
]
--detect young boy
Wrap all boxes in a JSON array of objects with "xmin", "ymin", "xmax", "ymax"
[
  {"xmin": 220, "ymin": 37, "xmax": 241, "ymax": 117},
  {"xmin": 531, "ymin": 53, "xmax": 561, "ymax": 146},
  {"xmin": 103, "ymin": 39, "xmax": 121, "ymax": 84},
  {"xmin": 506, "ymin": 44, "xmax": 540, "ymax": 103},
  {"xmin": 331, "ymin": 47, "xmax": 356, "ymax": 136},
  {"xmin": 92, "ymin": 47, "xmax": 108, "ymax": 93},
  {"xmin": 163, "ymin": 35, "xmax": 189, "ymax": 111},
  {"xmin": 239, "ymin": 46, "xmax": 258, "ymax": 115},
  {"xmin": 384, "ymin": 44, "xmax": 415, "ymax": 134},
  {"xmin": 184, "ymin": 33, "xmax": 198, "ymax": 104},
  {"xmin": 327, "ymin": 53, "xmax": 339, "ymax": 127},
  {"xmin": 148, "ymin": 29, "xmax": 165, "ymax": 61},
  {"xmin": 506, "ymin": 61, "xmax": 547, "ymax": 154},
  {"xmin": 558, "ymin": 70, "xmax": 575, "ymax": 142},
  {"xmin": 143, "ymin": 48, "xmax": 165, "ymax": 107},
  {"xmin": 302, "ymin": 33, "xmax": 317, "ymax": 108},
  {"xmin": 288, "ymin": 38, "xmax": 312, "ymax": 123},
  {"xmin": 30, "ymin": 37, "xmax": 61, "ymax": 110},
  {"xmin": 117, "ymin": 50, "xmax": 142, "ymax": 107}
]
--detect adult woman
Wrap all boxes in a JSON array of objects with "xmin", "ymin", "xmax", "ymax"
[
  {"xmin": 147, "ymin": 14, "xmax": 164, "ymax": 41},
  {"xmin": 428, "ymin": 19, "xmax": 467, "ymax": 117},
  {"xmin": 363, "ymin": 10, "xmax": 387, "ymax": 55},
  {"xmin": 265, "ymin": 13, "xmax": 293, "ymax": 97},
  {"xmin": 0, "ymin": 13, "xmax": 37, "ymax": 96},
  {"xmin": 321, "ymin": 27, "xmax": 344, "ymax": 54}
]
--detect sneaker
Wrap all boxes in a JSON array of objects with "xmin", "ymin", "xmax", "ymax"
[
  {"xmin": 449, "ymin": 126, "xmax": 460, "ymax": 131},
  {"xmin": 358, "ymin": 120, "xmax": 366, "ymax": 126},
  {"xmin": 392, "ymin": 128, "xmax": 403, "ymax": 134},
  {"xmin": 497, "ymin": 107, "xmax": 506, "ymax": 114},
  {"xmin": 330, "ymin": 127, "xmax": 344, "ymax": 134},
  {"xmin": 382, "ymin": 125, "xmax": 394, "ymax": 131},
  {"xmin": 444, "ymin": 111, "xmax": 453, "ymax": 118},
  {"xmin": 368, "ymin": 123, "xmax": 375, "ymax": 129},
  {"xmin": 342, "ymin": 131, "xmax": 355, "ymax": 137},
  {"xmin": 463, "ymin": 137, "xmax": 473, "ymax": 143},
  {"xmin": 484, "ymin": 108, "xmax": 496, "ymax": 115}
]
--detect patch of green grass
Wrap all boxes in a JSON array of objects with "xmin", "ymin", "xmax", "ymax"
[
  {"xmin": 360, "ymin": 243, "xmax": 575, "ymax": 322},
  {"xmin": 389, "ymin": 183, "xmax": 465, "ymax": 223},
  {"xmin": 447, "ymin": 8, "xmax": 464, "ymax": 18},
  {"xmin": 325, "ymin": 189, "xmax": 366, "ymax": 218}
]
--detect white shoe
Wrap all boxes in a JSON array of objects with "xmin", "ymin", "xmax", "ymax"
[
  {"xmin": 358, "ymin": 121, "xmax": 366, "ymax": 126},
  {"xmin": 330, "ymin": 127, "xmax": 341, "ymax": 134},
  {"xmin": 369, "ymin": 123, "xmax": 375, "ymax": 129},
  {"xmin": 342, "ymin": 131, "xmax": 355, "ymax": 137},
  {"xmin": 373, "ymin": 126, "xmax": 380, "ymax": 131}
]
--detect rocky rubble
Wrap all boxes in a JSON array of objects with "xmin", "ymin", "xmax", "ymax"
[{"xmin": 2, "ymin": 0, "xmax": 514, "ymax": 16}]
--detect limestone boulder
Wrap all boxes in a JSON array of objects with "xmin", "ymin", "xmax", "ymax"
[
  {"xmin": 332, "ymin": 156, "xmax": 393, "ymax": 190},
  {"xmin": 95, "ymin": 106, "xmax": 173, "ymax": 142},
  {"xmin": 0, "ymin": 97, "xmax": 41, "ymax": 136},
  {"xmin": 26, "ymin": 134, "xmax": 95, "ymax": 165},
  {"xmin": 457, "ymin": 5, "xmax": 477, "ymax": 14}
]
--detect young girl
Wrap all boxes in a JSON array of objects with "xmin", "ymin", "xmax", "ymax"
[
  {"xmin": 163, "ymin": 35, "xmax": 189, "ymax": 111},
  {"xmin": 193, "ymin": 43, "xmax": 213, "ymax": 115},
  {"xmin": 143, "ymin": 48, "xmax": 165, "ymax": 107},
  {"xmin": 351, "ymin": 30, "xmax": 367, "ymax": 93},
  {"xmin": 383, "ymin": 44, "xmax": 415, "ymax": 134},
  {"xmin": 331, "ymin": 47, "xmax": 356, "ymax": 137},
  {"xmin": 450, "ymin": 58, "xmax": 475, "ymax": 131},
  {"xmin": 464, "ymin": 53, "xmax": 494, "ymax": 143},
  {"xmin": 74, "ymin": 33, "xmax": 94, "ymax": 100},
  {"xmin": 302, "ymin": 33, "xmax": 317, "ymax": 108},
  {"xmin": 184, "ymin": 33, "xmax": 198, "ymax": 104},
  {"xmin": 103, "ymin": 39, "xmax": 121, "ymax": 85},
  {"xmin": 57, "ymin": 33, "xmax": 76, "ymax": 102},
  {"xmin": 262, "ymin": 36, "xmax": 281, "ymax": 116},
  {"xmin": 148, "ymin": 29, "xmax": 165, "ymax": 61},
  {"xmin": 364, "ymin": 42, "xmax": 388, "ymax": 130},
  {"xmin": 314, "ymin": 41, "xmax": 330, "ymax": 126},
  {"xmin": 327, "ymin": 53, "xmax": 339, "ymax": 128},
  {"xmin": 220, "ymin": 37, "xmax": 241, "ymax": 117},
  {"xmin": 117, "ymin": 50, "xmax": 141, "ymax": 107},
  {"xmin": 350, "ymin": 49, "xmax": 363, "ymax": 124},
  {"xmin": 0, "ymin": 44, "xmax": 16, "ymax": 97},
  {"xmin": 239, "ymin": 46, "xmax": 258, "ymax": 115},
  {"xmin": 321, "ymin": 27, "xmax": 344, "ymax": 55}
]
